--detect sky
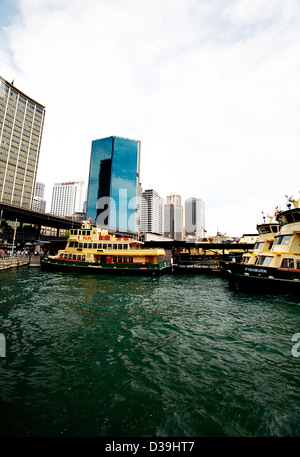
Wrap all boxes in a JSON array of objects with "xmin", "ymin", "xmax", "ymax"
[{"xmin": 0, "ymin": 0, "xmax": 299, "ymax": 236}]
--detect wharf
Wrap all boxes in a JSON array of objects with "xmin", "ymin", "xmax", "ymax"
[
  {"xmin": 29, "ymin": 255, "xmax": 41, "ymax": 267},
  {"xmin": 0, "ymin": 256, "xmax": 29, "ymax": 271},
  {"xmin": 173, "ymin": 260, "xmax": 221, "ymax": 274}
]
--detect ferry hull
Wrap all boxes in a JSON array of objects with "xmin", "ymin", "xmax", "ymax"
[
  {"xmin": 221, "ymin": 261, "xmax": 300, "ymax": 294},
  {"xmin": 41, "ymin": 258, "xmax": 171, "ymax": 276}
]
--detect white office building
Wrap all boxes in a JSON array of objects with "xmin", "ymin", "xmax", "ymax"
[
  {"xmin": 185, "ymin": 197, "xmax": 205, "ymax": 238},
  {"xmin": 32, "ymin": 181, "xmax": 46, "ymax": 212},
  {"xmin": 164, "ymin": 193, "xmax": 183, "ymax": 240},
  {"xmin": 140, "ymin": 189, "xmax": 164, "ymax": 235},
  {"xmin": 50, "ymin": 181, "xmax": 85, "ymax": 217}
]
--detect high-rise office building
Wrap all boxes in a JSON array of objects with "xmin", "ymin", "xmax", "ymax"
[
  {"xmin": 0, "ymin": 76, "xmax": 45, "ymax": 209},
  {"xmin": 164, "ymin": 193, "xmax": 183, "ymax": 240},
  {"xmin": 86, "ymin": 136, "xmax": 141, "ymax": 233},
  {"xmin": 185, "ymin": 197, "xmax": 205, "ymax": 238},
  {"xmin": 50, "ymin": 181, "xmax": 85, "ymax": 217},
  {"xmin": 140, "ymin": 189, "xmax": 164, "ymax": 235},
  {"xmin": 32, "ymin": 181, "xmax": 46, "ymax": 212},
  {"xmin": 34, "ymin": 181, "xmax": 45, "ymax": 199}
]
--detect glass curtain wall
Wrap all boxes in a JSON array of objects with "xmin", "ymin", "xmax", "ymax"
[{"xmin": 86, "ymin": 136, "xmax": 140, "ymax": 233}]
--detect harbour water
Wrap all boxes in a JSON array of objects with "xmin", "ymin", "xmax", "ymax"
[{"xmin": 0, "ymin": 267, "xmax": 300, "ymax": 437}]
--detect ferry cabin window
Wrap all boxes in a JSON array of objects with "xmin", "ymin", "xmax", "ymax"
[
  {"xmin": 255, "ymin": 256, "xmax": 272, "ymax": 266},
  {"xmin": 297, "ymin": 260, "xmax": 300, "ymax": 270},
  {"xmin": 293, "ymin": 212, "xmax": 300, "ymax": 222},
  {"xmin": 98, "ymin": 243, "xmax": 102, "ymax": 249},
  {"xmin": 103, "ymin": 244, "xmax": 107, "ymax": 249},
  {"xmin": 88, "ymin": 243, "xmax": 92, "ymax": 249},
  {"xmin": 123, "ymin": 244, "xmax": 128, "ymax": 250},
  {"xmin": 282, "ymin": 235, "xmax": 291, "ymax": 245},
  {"xmin": 262, "ymin": 256, "xmax": 272, "ymax": 266},
  {"xmin": 93, "ymin": 243, "xmax": 97, "ymax": 249},
  {"xmin": 108, "ymin": 244, "xmax": 112, "ymax": 249},
  {"xmin": 260, "ymin": 227, "xmax": 271, "ymax": 234},
  {"xmin": 73, "ymin": 254, "xmax": 77, "ymax": 260},
  {"xmin": 118, "ymin": 244, "xmax": 123, "ymax": 249},
  {"xmin": 113, "ymin": 244, "xmax": 117, "ymax": 249},
  {"xmin": 274, "ymin": 235, "xmax": 291, "ymax": 245},
  {"xmin": 285, "ymin": 213, "xmax": 295, "ymax": 224},
  {"xmin": 280, "ymin": 258, "xmax": 294, "ymax": 269},
  {"xmin": 84, "ymin": 243, "xmax": 87, "ymax": 249},
  {"xmin": 254, "ymin": 242, "xmax": 264, "ymax": 250}
]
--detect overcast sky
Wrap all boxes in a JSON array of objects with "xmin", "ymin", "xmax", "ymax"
[{"xmin": 1, "ymin": 0, "xmax": 299, "ymax": 236}]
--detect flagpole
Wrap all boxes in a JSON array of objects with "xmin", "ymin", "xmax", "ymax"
[{"xmin": 12, "ymin": 218, "xmax": 17, "ymax": 255}]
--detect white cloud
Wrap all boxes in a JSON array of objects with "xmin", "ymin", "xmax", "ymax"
[{"xmin": 1, "ymin": 0, "xmax": 300, "ymax": 236}]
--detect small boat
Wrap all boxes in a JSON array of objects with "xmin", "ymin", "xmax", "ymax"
[
  {"xmin": 41, "ymin": 220, "xmax": 171, "ymax": 275},
  {"xmin": 221, "ymin": 196, "xmax": 300, "ymax": 293}
]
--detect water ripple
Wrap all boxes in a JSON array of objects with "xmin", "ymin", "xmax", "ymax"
[{"xmin": 0, "ymin": 268, "xmax": 300, "ymax": 436}]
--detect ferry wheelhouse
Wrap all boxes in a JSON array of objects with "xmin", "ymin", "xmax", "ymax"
[
  {"xmin": 221, "ymin": 198, "xmax": 300, "ymax": 293},
  {"xmin": 237, "ymin": 219, "xmax": 279, "ymax": 266},
  {"xmin": 41, "ymin": 221, "xmax": 171, "ymax": 275}
]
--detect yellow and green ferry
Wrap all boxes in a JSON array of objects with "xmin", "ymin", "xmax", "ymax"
[
  {"xmin": 221, "ymin": 197, "xmax": 300, "ymax": 293},
  {"xmin": 41, "ymin": 221, "xmax": 171, "ymax": 275}
]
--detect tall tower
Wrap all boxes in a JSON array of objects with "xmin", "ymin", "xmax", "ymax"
[
  {"xmin": 185, "ymin": 197, "xmax": 205, "ymax": 238},
  {"xmin": 86, "ymin": 136, "xmax": 141, "ymax": 233},
  {"xmin": 164, "ymin": 193, "xmax": 183, "ymax": 240},
  {"xmin": 0, "ymin": 76, "xmax": 46, "ymax": 209},
  {"xmin": 141, "ymin": 189, "xmax": 164, "ymax": 235}
]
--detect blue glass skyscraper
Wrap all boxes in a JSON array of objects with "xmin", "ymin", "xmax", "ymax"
[{"xmin": 86, "ymin": 136, "xmax": 141, "ymax": 233}]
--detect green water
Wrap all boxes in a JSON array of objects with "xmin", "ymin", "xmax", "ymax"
[{"xmin": 0, "ymin": 267, "xmax": 299, "ymax": 437}]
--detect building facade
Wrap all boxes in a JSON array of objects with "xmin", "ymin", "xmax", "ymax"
[
  {"xmin": 185, "ymin": 197, "xmax": 205, "ymax": 238},
  {"xmin": 86, "ymin": 136, "xmax": 141, "ymax": 233},
  {"xmin": 164, "ymin": 193, "xmax": 183, "ymax": 240},
  {"xmin": 0, "ymin": 76, "xmax": 45, "ymax": 209},
  {"xmin": 140, "ymin": 189, "xmax": 164, "ymax": 235},
  {"xmin": 34, "ymin": 181, "xmax": 45, "ymax": 199},
  {"xmin": 32, "ymin": 181, "xmax": 46, "ymax": 212},
  {"xmin": 50, "ymin": 181, "xmax": 85, "ymax": 218}
]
